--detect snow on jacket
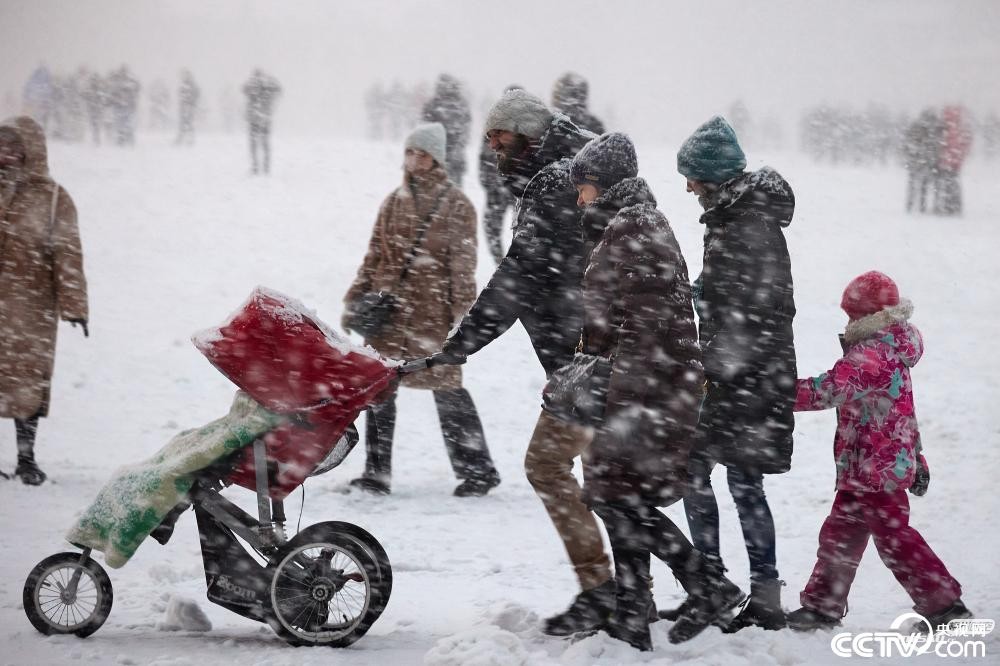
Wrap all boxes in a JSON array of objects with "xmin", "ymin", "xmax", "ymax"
[
  {"xmin": 794, "ymin": 301, "xmax": 926, "ymax": 493},
  {"xmin": 443, "ymin": 115, "xmax": 593, "ymax": 377},
  {"xmin": 579, "ymin": 177, "xmax": 703, "ymax": 507},
  {"xmin": 696, "ymin": 167, "xmax": 797, "ymax": 474},
  {"xmin": 0, "ymin": 116, "xmax": 88, "ymax": 419},
  {"xmin": 343, "ymin": 164, "xmax": 477, "ymax": 390}
]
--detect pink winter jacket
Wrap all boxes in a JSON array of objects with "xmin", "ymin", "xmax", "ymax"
[{"xmin": 795, "ymin": 301, "xmax": 927, "ymax": 493}]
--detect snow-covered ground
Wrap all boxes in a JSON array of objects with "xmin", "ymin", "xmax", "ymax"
[{"xmin": 1, "ymin": 133, "xmax": 998, "ymax": 665}]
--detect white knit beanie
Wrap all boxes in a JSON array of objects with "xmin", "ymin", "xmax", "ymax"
[
  {"xmin": 484, "ymin": 89, "xmax": 553, "ymax": 140},
  {"xmin": 405, "ymin": 122, "xmax": 447, "ymax": 167}
]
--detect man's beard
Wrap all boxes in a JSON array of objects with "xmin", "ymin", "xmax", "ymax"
[{"xmin": 495, "ymin": 135, "xmax": 533, "ymax": 176}]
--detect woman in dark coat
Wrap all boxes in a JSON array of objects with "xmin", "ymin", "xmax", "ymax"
[
  {"xmin": 670, "ymin": 116, "xmax": 797, "ymax": 632},
  {"xmin": 559, "ymin": 133, "xmax": 743, "ymax": 650}
]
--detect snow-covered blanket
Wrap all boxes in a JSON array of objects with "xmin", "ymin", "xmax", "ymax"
[{"xmin": 66, "ymin": 391, "xmax": 282, "ymax": 568}]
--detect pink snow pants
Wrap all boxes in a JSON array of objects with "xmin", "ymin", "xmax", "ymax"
[{"xmin": 800, "ymin": 489, "xmax": 961, "ymax": 618}]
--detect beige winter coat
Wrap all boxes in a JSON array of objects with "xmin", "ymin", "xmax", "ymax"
[
  {"xmin": 344, "ymin": 165, "xmax": 476, "ymax": 390},
  {"xmin": 0, "ymin": 116, "xmax": 88, "ymax": 419}
]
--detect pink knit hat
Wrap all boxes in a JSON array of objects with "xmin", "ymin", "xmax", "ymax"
[{"xmin": 841, "ymin": 271, "xmax": 900, "ymax": 321}]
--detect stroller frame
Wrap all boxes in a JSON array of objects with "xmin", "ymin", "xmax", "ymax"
[{"xmin": 24, "ymin": 422, "xmax": 393, "ymax": 647}]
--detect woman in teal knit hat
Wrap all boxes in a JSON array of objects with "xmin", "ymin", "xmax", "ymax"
[
  {"xmin": 665, "ymin": 115, "xmax": 798, "ymax": 634},
  {"xmin": 676, "ymin": 115, "xmax": 747, "ymax": 185}
]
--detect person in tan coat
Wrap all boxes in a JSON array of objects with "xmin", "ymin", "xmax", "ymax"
[
  {"xmin": 342, "ymin": 122, "xmax": 499, "ymax": 497},
  {"xmin": 0, "ymin": 116, "xmax": 88, "ymax": 485}
]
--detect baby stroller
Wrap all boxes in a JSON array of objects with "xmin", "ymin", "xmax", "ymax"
[{"xmin": 22, "ymin": 288, "xmax": 424, "ymax": 648}]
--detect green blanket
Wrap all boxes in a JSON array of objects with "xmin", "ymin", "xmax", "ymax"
[{"xmin": 67, "ymin": 391, "xmax": 282, "ymax": 568}]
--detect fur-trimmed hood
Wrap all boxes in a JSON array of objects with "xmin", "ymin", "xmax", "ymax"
[{"xmin": 844, "ymin": 299, "xmax": 922, "ymax": 367}]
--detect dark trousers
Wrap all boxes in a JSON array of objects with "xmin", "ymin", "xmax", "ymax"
[
  {"xmin": 906, "ymin": 168, "xmax": 935, "ymax": 213},
  {"xmin": 594, "ymin": 502, "xmax": 708, "ymax": 604},
  {"xmin": 362, "ymin": 388, "xmax": 498, "ymax": 485},
  {"xmin": 934, "ymin": 168, "xmax": 963, "ymax": 216},
  {"xmin": 684, "ymin": 446, "xmax": 779, "ymax": 582},
  {"xmin": 482, "ymin": 187, "xmax": 514, "ymax": 265},
  {"xmin": 249, "ymin": 123, "xmax": 271, "ymax": 174},
  {"xmin": 13, "ymin": 415, "xmax": 39, "ymax": 461}
]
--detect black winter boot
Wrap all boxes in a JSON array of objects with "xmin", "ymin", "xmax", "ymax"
[
  {"xmin": 912, "ymin": 599, "xmax": 972, "ymax": 635},
  {"xmin": 348, "ymin": 476, "xmax": 391, "ymax": 495},
  {"xmin": 15, "ymin": 456, "xmax": 47, "ymax": 486},
  {"xmin": 723, "ymin": 578, "xmax": 787, "ymax": 632},
  {"xmin": 658, "ymin": 555, "xmax": 728, "ymax": 623},
  {"xmin": 602, "ymin": 590, "xmax": 654, "ymax": 651},
  {"xmin": 150, "ymin": 501, "xmax": 191, "ymax": 545},
  {"xmin": 667, "ymin": 563, "xmax": 745, "ymax": 644},
  {"xmin": 453, "ymin": 471, "xmax": 500, "ymax": 497},
  {"xmin": 14, "ymin": 416, "xmax": 45, "ymax": 485},
  {"xmin": 350, "ymin": 401, "xmax": 395, "ymax": 495},
  {"xmin": 786, "ymin": 606, "xmax": 842, "ymax": 631},
  {"xmin": 543, "ymin": 579, "xmax": 616, "ymax": 636}
]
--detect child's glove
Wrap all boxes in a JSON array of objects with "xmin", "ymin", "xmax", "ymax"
[{"xmin": 909, "ymin": 455, "xmax": 930, "ymax": 496}]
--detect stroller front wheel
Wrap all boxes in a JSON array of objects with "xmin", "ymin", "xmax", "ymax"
[{"xmin": 23, "ymin": 552, "xmax": 113, "ymax": 637}]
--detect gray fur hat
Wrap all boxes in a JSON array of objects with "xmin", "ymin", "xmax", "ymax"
[
  {"xmin": 484, "ymin": 89, "xmax": 553, "ymax": 140},
  {"xmin": 405, "ymin": 122, "xmax": 447, "ymax": 167}
]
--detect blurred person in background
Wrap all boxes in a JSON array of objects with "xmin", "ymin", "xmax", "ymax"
[
  {"xmin": 422, "ymin": 74, "xmax": 472, "ymax": 188},
  {"xmin": 0, "ymin": 116, "xmax": 89, "ymax": 485},
  {"xmin": 934, "ymin": 105, "xmax": 972, "ymax": 216},
  {"xmin": 552, "ymin": 72, "xmax": 605, "ymax": 135},
  {"xmin": 902, "ymin": 109, "xmax": 941, "ymax": 214},
  {"xmin": 243, "ymin": 69, "xmax": 282, "ymax": 175},
  {"xmin": 478, "ymin": 84, "xmax": 522, "ymax": 264},
  {"xmin": 176, "ymin": 70, "xmax": 200, "ymax": 145}
]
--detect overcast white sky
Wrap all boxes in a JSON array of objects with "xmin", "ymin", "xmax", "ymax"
[{"xmin": 1, "ymin": 0, "xmax": 997, "ymax": 142}]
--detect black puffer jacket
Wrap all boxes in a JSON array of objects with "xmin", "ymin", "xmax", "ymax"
[
  {"xmin": 695, "ymin": 167, "xmax": 797, "ymax": 474},
  {"xmin": 444, "ymin": 116, "xmax": 593, "ymax": 376},
  {"xmin": 579, "ymin": 177, "xmax": 703, "ymax": 507}
]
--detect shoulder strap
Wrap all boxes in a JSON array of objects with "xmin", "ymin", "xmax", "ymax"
[
  {"xmin": 48, "ymin": 185, "xmax": 59, "ymax": 244},
  {"xmin": 394, "ymin": 187, "xmax": 449, "ymax": 287}
]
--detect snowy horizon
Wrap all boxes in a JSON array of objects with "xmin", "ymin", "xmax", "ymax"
[{"xmin": 2, "ymin": 0, "xmax": 999, "ymax": 143}]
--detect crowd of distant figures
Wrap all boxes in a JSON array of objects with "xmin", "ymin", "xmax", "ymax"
[
  {"xmin": 9, "ymin": 66, "xmax": 999, "ymax": 211},
  {"xmin": 10, "ymin": 64, "xmax": 264, "ymax": 147},
  {"xmin": 800, "ymin": 104, "xmax": 1000, "ymax": 166},
  {"xmin": 800, "ymin": 104, "xmax": 996, "ymax": 215},
  {"xmin": 10, "ymin": 64, "xmax": 282, "ymax": 175}
]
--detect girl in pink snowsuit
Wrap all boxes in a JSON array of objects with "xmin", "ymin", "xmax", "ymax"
[{"xmin": 786, "ymin": 271, "xmax": 970, "ymax": 631}]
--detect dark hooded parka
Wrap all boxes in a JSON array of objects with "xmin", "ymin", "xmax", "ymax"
[{"xmin": 692, "ymin": 166, "xmax": 797, "ymax": 474}]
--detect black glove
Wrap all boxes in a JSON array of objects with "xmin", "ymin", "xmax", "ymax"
[
  {"xmin": 909, "ymin": 457, "xmax": 930, "ymax": 496},
  {"xmin": 68, "ymin": 318, "xmax": 89, "ymax": 337},
  {"xmin": 426, "ymin": 349, "xmax": 467, "ymax": 368}
]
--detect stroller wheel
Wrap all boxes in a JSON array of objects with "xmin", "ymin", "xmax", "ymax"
[
  {"xmin": 267, "ymin": 521, "xmax": 391, "ymax": 647},
  {"xmin": 23, "ymin": 552, "xmax": 113, "ymax": 637}
]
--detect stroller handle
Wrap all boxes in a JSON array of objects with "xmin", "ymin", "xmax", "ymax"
[{"xmin": 398, "ymin": 358, "xmax": 430, "ymax": 375}]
